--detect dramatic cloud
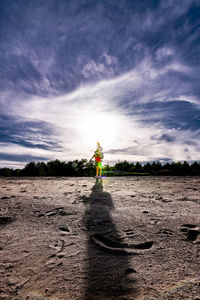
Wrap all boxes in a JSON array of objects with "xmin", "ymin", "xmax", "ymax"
[{"xmin": 0, "ymin": 0, "xmax": 200, "ymax": 167}]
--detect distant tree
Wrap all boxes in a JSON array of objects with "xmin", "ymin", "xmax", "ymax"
[
  {"xmin": 115, "ymin": 160, "xmax": 131, "ymax": 172},
  {"xmin": 65, "ymin": 161, "xmax": 76, "ymax": 176},
  {"xmin": 0, "ymin": 168, "xmax": 12, "ymax": 176},
  {"xmin": 22, "ymin": 162, "xmax": 39, "ymax": 176},
  {"xmin": 134, "ymin": 162, "xmax": 142, "ymax": 172},
  {"xmin": 72, "ymin": 159, "xmax": 87, "ymax": 176},
  {"xmin": 13, "ymin": 169, "xmax": 22, "ymax": 176},
  {"xmin": 191, "ymin": 161, "xmax": 200, "ymax": 175},
  {"xmin": 84, "ymin": 159, "xmax": 96, "ymax": 176},
  {"xmin": 47, "ymin": 160, "xmax": 67, "ymax": 176},
  {"xmin": 1, "ymin": 159, "xmax": 200, "ymax": 177},
  {"xmin": 143, "ymin": 162, "xmax": 152, "ymax": 174},
  {"xmin": 182, "ymin": 161, "xmax": 190, "ymax": 175}
]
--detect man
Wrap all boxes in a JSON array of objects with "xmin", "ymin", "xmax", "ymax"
[{"xmin": 92, "ymin": 142, "xmax": 103, "ymax": 177}]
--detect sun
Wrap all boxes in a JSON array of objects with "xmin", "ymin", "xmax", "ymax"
[{"xmin": 78, "ymin": 111, "xmax": 121, "ymax": 150}]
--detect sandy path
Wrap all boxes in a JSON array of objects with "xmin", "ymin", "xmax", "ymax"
[{"xmin": 0, "ymin": 177, "xmax": 200, "ymax": 299}]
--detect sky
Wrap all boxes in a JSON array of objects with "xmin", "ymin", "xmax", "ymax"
[{"xmin": 0, "ymin": 0, "xmax": 200, "ymax": 168}]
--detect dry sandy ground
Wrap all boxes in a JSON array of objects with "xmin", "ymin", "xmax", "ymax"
[{"xmin": 0, "ymin": 176, "xmax": 200, "ymax": 300}]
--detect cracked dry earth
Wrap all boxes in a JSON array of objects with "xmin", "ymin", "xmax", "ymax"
[{"xmin": 0, "ymin": 176, "xmax": 200, "ymax": 300}]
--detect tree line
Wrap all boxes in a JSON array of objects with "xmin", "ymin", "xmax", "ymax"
[{"xmin": 0, "ymin": 159, "xmax": 200, "ymax": 177}]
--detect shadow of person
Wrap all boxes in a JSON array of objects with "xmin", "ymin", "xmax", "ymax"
[{"xmin": 83, "ymin": 178, "xmax": 142, "ymax": 300}]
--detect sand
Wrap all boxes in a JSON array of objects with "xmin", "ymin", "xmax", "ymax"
[{"xmin": 0, "ymin": 176, "xmax": 200, "ymax": 300}]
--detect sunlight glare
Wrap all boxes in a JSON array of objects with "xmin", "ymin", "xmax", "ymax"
[{"xmin": 78, "ymin": 112, "xmax": 121, "ymax": 149}]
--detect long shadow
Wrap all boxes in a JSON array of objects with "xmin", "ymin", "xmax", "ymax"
[{"xmin": 83, "ymin": 178, "xmax": 141, "ymax": 300}]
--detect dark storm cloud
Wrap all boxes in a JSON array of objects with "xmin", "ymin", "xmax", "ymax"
[
  {"xmin": 0, "ymin": 153, "xmax": 48, "ymax": 162},
  {"xmin": 129, "ymin": 100, "xmax": 200, "ymax": 131},
  {"xmin": 105, "ymin": 147, "xmax": 137, "ymax": 155},
  {"xmin": 156, "ymin": 134, "xmax": 176, "ymax": 143},
  {"xmin": 105, "ymin": 145, "xmax": 148, "ymax": 156},
  {"xmin": 105, "ymin": 144, "xmax": 172, "ymax": 162},
  {"xmin": 185, "ymin": 140, "xmax": 197, "ymax": 146},
  {"xmin": 0, "ymin": 0, "xmax": 199, "ymax": 96},
  {"xmin": 0, "ymin": 114, "xmax": 61, "ymax": 150}
]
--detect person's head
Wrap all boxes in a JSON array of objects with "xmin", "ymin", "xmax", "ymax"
[{"xmin": 97, "ymin": 142, "xmax": 100, "ymax": 148}]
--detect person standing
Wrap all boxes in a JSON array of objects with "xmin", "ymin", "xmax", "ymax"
[{"xmin": 92, "ymin": 142, "xmax": 103, "ymax": 177}]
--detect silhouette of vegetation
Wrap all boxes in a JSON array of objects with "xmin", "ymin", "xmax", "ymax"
[{"xmin": 0, "ymin": 159, "xmax": 200, "ymax": 177}]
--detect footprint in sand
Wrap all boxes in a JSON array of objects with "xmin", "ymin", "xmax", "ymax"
[
  {"xmin": 150, "ymin": 218, "xmax": 161, "ymax": 224},
  {"xmin": 121, "ymin": 268, "xmax": 144, "ymax": 297},
  {"xmin": 40, "ymin": 207, "xmax": 75, "ymax": 217},
  {"xmin": 124, "ymin": 229, "xmax": 136, "ymax": 237},
  {"xmin": 180, "ymin": 224, "xmax": 200, "ymax": 241},
  {"xmin": 58, "ymin": 226, "xmax": 71, "ymax": 233},
  {"xmin": 0, "ymin": 216, "xmax": 15, "ymax": 226},
  {"xmin": 63, "ymin": 191, "xmax": 73, "ymax": 195},
  {"xmin": 91, "ymin": 233, "xmax": 154, "ymax": 254},
  {"xmin": 158, "ymin": 228, "xmax": 174, "ymax": 236},
  {"xmin": 49, "ymin": 239, "xmax": 65, "ymax": 257}
]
